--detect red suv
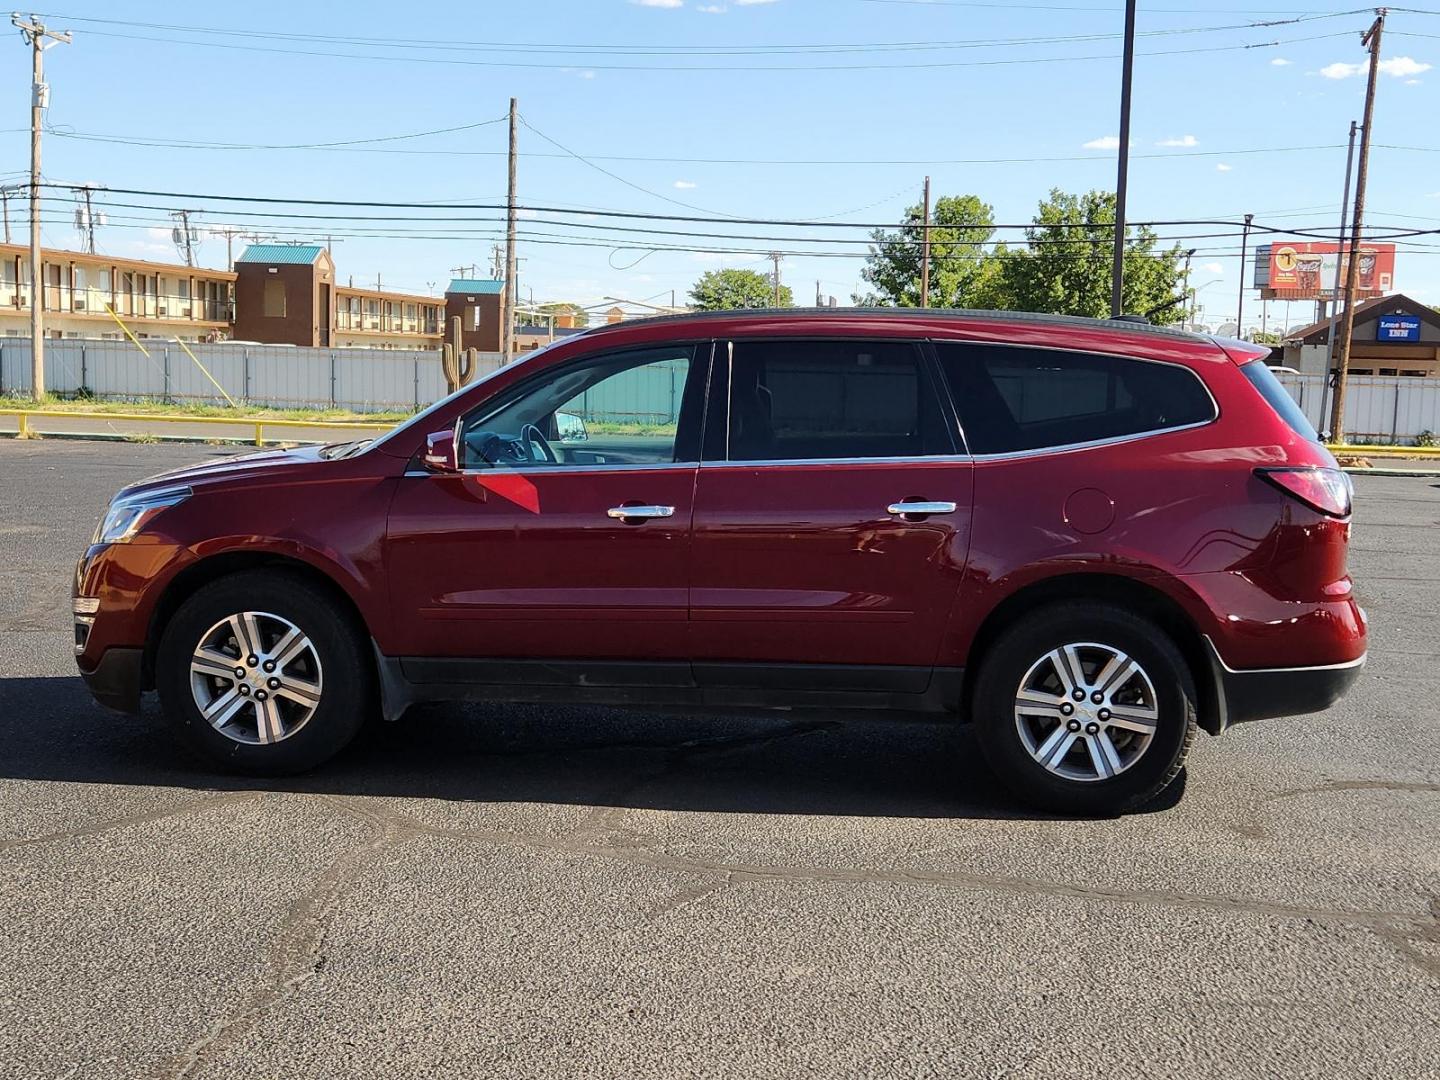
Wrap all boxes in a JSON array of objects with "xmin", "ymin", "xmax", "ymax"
[{"xmin": 73, "ymin": 310, "xmax": 1366, "ymax": 813}]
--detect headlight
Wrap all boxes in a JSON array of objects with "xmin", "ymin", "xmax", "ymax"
[{"xmin": 93, "ymin": 486, "xmax": 191, "ymax": 544}]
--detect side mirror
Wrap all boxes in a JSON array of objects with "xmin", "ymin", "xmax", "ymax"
[
  {"xmin": 555, "ymin": 410, "xmax": 588, "ymax": 443},
  {"xmin": 421, "ymin": 428, "xmax": 460, "ymax": 473}
]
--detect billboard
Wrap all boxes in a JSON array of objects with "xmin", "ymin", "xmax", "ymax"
[{"xmin": 1259, "ymin": 242, "xmax": 1395, "ymax": 301}]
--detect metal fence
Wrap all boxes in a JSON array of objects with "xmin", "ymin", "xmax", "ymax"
[
  {"xmin": 2, "ymin": 336, "xmax": 1438, "ymax": 443},
  {"xmin": 0, "ymin": 339, "xmax": 504, "ymax": 413},
  {"xmin": 1274, "ymin": 372, "xmax": 1440, "ymax": 445}
]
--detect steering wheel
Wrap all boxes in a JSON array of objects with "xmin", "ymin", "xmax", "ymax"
[{"xmin": 520, "ymin": 423, "xmax": 558, "ymax": 465}]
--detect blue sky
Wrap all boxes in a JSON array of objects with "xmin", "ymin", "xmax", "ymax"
[{"xmin": 5, "ymin": 0, "xmax": 1436, "ymax": 328}]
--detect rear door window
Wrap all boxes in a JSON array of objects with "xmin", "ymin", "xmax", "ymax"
[
  {"xmin": 935, "ymin": 343, "xmax": 1216, "ymax": 455},
  {"xmin": 715, "ymin": 339, "xmax": 954, "ymax": 462}
]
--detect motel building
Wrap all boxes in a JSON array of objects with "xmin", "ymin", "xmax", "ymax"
[
  {"xmin": 0, "ymin": 241, "xmax": 508, "ymax": 353},
  {"xmin": 0, "ymin": 242, "xmax": 235, "ymax": 343},
  {"xmin": 1281, "ymin": 294, "xmax": 1440, "ymax": 379}
]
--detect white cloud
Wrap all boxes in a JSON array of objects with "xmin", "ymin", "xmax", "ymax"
[
  {"xmin": 1406, "ymin": 78, "xmax": 1422, "ymax": 85},
  {"xmin": 1319, "ymin": 56, "xmax": 1432, "ymax": 80},
  {"xmin": 1270, "ymin": 57, "xmax": 1293, "ymax": 67},
  {"xmin": 1156, "ymin": 134, "xmax": 1198, "ymax": 148},
  {"xmin": 1201, "ymin": 262, "xmax": 1225, "ymax": 275},
  {"xmin": 1082, "ymin": 135, "xmax": 1121, "ymax": 150},
  {"xmin": 697, "ymin": 2, "xmax": 726, "ymax": 9},
  {"xmin": 735, "ymin": 0, "xmax": 780, "ymax": 5},
  {"xmin": 673, "ymin": 179, "xmax": 698, "ymax": 189},
  {"xmin": 1216, "ymin": 163, "xmax": 1233, "ymax": 172},
  {"xmin": 631, "ymin": 0, "xmax": 683, "ymax": 7}
]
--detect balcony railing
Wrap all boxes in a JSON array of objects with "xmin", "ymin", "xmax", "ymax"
[
  {"xmin": 334, "ymin": 310, "xmax": 442, "ymax": 335},
  {"xmin": 0, "ymin": 283, "xmax": 233, "ymax": 323}
]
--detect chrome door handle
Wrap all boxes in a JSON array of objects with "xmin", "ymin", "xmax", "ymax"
[
  {"xmin": 607, "ymin": 504, "xmax": 675, "ymax": 520},
  {"xmin": 886, "ymin": 501, "xmax": 958, "ymax": 517}
]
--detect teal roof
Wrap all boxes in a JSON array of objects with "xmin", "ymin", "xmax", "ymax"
[
  {"xmin": 447, "ymin": 278, "xmax": 504, "ymax": 295},
  {"xmin": 237, "ymin": 244, "xmax": 326, "ymax": 265}
]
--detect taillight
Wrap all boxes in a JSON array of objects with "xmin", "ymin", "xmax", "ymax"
[{"xmin": 1255, "ymin": 467, "xmax": 1352, "ymax": 518}]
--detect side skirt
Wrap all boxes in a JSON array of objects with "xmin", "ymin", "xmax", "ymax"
[{"xmin": 372, "ymin": 648, "xmax": 964, "ymax": 723}]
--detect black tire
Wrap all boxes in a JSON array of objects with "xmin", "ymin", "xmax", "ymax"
[
  {"xmin": 156, "ymin": 570, "xmax": 371, "ymax": 775},
  {"xmin": 971, "ymin": 602, "xmax": 1196, "ymax": 815}
]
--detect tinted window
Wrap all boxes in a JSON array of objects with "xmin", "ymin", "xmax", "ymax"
[
  {"xmin": 722, "ymin": 340, "xmax": 952, "ymax": 462},
  {"xmin": 459, "ymin": 346, "xmax": 696, "ymax": 468},
  {"xmin": 936, "ymin": 344, "xmax": 1215, "ymax": 455},
  {"xmin": 1242, "ymin": 360, "xmax": 1318, "ymax": 442}
]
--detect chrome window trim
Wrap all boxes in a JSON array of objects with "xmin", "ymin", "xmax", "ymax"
[
  {"xmin": 928, "ymin": 337, "xmax": 1220, "ymax": 458},
  {"xmin": 966, "ymin": 418, "xmax": 1218, "ymax": 462},
  {"xmin": 404, "ymin": 461, "xmax": 701, "ymax": 479},
  {"xmin": 700, "ymin": 454, "xmax": 971, "ymax": 469}
]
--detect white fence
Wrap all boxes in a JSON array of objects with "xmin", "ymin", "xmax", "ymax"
[
  {"xmin": 1274, "ymin": 372, "xmax": 1440, "ymax": 445},
  {"xmin": 0, "ymin": 339, "xmax": 505, "ymax": 413}
]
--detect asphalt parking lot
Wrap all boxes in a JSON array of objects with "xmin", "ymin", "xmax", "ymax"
[{"xmin": 1, "ymin": 438, "xmax": 1436, "ymax": 1080}]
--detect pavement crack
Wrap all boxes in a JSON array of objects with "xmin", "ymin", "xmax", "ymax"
[
  {"xmin": 160, "ymin": 802, "xmax": 401, "ymax": 1080},
  {"xmin": 643, "ymin": 874, "xmax": 733, "ymax": 922},
  {"xmin": 1270, "ymin": 779, "xmax": 1440, "ymax": 801},
  {"xmin": 0, "ymin": 792, "xmax": 262, "ymax": 853}
]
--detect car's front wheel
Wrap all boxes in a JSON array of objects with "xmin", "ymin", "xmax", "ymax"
[
  {"xmin": 156, "ymin": 570, "xmax": 370, "ymax": 774},
  {"xmin": 971, "ymin": 602, "xmax": 1196, "ymax": 815}
]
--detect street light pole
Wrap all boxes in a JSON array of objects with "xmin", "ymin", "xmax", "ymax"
[
  {"xmin": 1109, "ymin": 0, "xmax": 1137, "ymax": 317},
  {"xmin": 1235, "ymin": 213, "xmax": 1253, "ymax": 338},
  {"xmin": 12, "ymin": 14, "xmax": 71, "ymax": 401}
]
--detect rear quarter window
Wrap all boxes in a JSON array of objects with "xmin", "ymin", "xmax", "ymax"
[
  {"xmin": 935, "ymin": 343, "xmax": 1216, "ymax": 455},
  {"xmin": 1240, "ymin": 360, "xmax": 1319, "ymax": 442}
]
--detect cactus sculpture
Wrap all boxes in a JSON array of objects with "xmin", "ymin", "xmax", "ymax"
[{"xmin": 441, "ymin": 315, "xmax": 475, "ymax": 394}]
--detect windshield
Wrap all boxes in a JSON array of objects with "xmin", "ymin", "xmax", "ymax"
[{"xmin": 366, "ymin": 339, "xmax": 570, "ymax": 454}]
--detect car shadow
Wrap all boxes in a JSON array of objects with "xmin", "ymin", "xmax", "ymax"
[{"xmin": 0, "ymin": 675, "xmax": 1185, "ymax": 821}]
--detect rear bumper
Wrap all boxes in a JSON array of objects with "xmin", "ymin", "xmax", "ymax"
[
  {"xmin": 1204, "ymin": 636, "xmax": 1365, "ymax": 730},
  {"xmin": 78, "ymin": 647, "xmax": 145, "ymax": 715}
]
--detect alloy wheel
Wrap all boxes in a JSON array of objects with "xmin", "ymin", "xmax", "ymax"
[
  {"xmin": 1013, "ymin": 641, "xmax": 1159, "ymax": 782},
  {"xmin": 189, "ymin": 611, "xmax": 324, "ymax": 745}
]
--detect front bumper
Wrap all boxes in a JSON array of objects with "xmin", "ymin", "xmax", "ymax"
[
  {"xmin": 78, "ymin": 647, "xmax": 145, "ymax": 714},
  {"xmin": 1204, "ymin": 636, "xmax": 1366, "ymax": 730}
]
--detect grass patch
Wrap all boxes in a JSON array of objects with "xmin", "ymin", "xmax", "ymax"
[{"xmin": 0, "ymin": 395, "xmax": 412, "ymax": 425}]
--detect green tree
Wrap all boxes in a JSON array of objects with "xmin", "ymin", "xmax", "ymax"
[
  {"xmin": 690, "ymin": 267, "xmax": 793, "ymax": 310},
  {"xmin": 999, "ymin": 188, "xmax": 1186, "ymax": 323},
  {"xmin": 537, "ymin": 302, "xmax": 589, "ymax": 327},
  {"xmin": 860, "ymin": 194, "xmax": 1004, "ymax": 308}
]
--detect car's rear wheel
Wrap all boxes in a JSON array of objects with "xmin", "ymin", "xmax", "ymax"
[
  {"xmin": 971, "ymin": 602, "xmax": 1196, "ymax": 814},
  {"xmin": 156, "ymin": 570, "xmax": 370, "ymax": 774}
]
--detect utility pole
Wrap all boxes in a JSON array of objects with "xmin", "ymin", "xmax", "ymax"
[
  {"xmin": 1330, "ymin": 11, "xmax": 1385, "ymax": 444},
  {"xmin": 1235, "ymin": 213, "xmax": 1253, "ymax": 337},
  {"xmin": 1, "ymin": 186, "xmax": 11, "ymax": 244},
  {"xmin": 79, "ymin": 186, "xmax": 99, "ymax": 253},
  {"xmin": 502, "ymin": 97, "xmax": 519, "ymax": 364},
  {"xmin": 1317, "ymin": 120, "xmax": 1359, "ymax": 439},
  {"xmin": 12, "ymin": 14, "xmax": 72, "ymax": 400},
  {"xmin": 919, "ymin": 175, "xmax": 932, "ymax": 308},
  {"xmin": 1109, "ymin": 0, "xmax": 1137, "ymax": 317},
  {"xmin": 210, "ymin": 225, "xmax": 243, "ymax": 271},
  {"xmin": 769, "ymin": 252, "xmax": 783, "ymax": 307},
  {"xmin": 171, "ymin": 208, "xmax": 195, "ymax": 266}
]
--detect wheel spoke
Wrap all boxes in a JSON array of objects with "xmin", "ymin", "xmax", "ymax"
[
  {"xmin": 1045, "ymin": 648, "xmax": 1079, "ymax": 696},
  {"xmin": 1086, "ymin": 731, "xmax": 1122, "ymax": 779},
  {"xmin": 270, "ymin": 627, "xmax": 309, "ymax": 670},
  {"xmin": 191, "ymin": 648, "xmax": 238, "ymax": 681},
  {"xmin": 276, "ymin": 677, "xmax": 321, "ymax": 708},
  {"xmin": 203, "ymin": 686, "xmax": 249, "ymax": 729},
  {"xmin": 1040, "ymin": 730, "xmax": 1078, "ymax": 771},
  {"xmin": 1093, "ymin": 652, "xmax": 1138, "ymax": 697},
  {"xmin": 1106, "ymin": 703, "xmax": 1159, "ymax": 733},
  {"xmin": 255, "ymin": 698, "xmax": 285, "ymax": 744},
  {"xmin": 1015, "ymin": 690, "xmax": 1067, "ymax": 718},
  {"xmin": 229, "ymin": 612, "xmax": 263, "ymax": 657}
]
